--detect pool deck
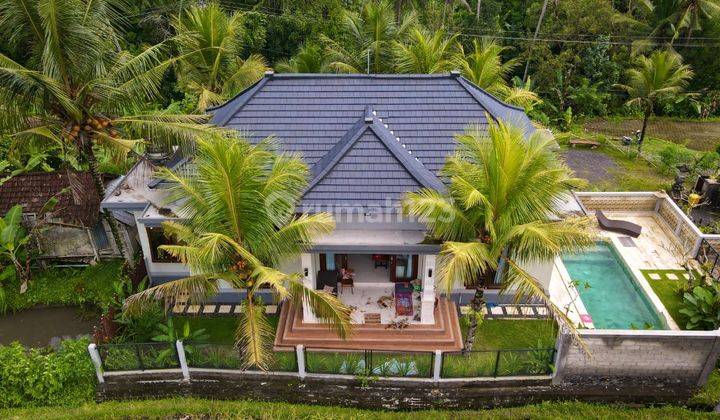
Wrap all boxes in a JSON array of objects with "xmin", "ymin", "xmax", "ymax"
[{"xmin": 568, "ymin": 211, "xmax": 683, "ymax": 330}]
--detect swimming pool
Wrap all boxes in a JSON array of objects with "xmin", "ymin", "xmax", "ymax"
[{"xmin": 561, "ymin": 242, "xmax": 666, "ymax": 330}]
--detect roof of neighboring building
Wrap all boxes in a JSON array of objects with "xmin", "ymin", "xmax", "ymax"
[
  {"xmin": 0, "ymin": 171, "xmax": 100, "ymax": 227},
  {"xmin": 209, "ymin": 72, "xmax": 536, "ymax": 212}
]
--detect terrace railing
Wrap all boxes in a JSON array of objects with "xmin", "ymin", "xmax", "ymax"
[
  {"xmin": 441, "ymin": 348, "xmax": 556, "ymax": 378},
  {"xmin": 95, "ymin": 342, "xmax": 180, "ymax": 372},
  {"xmin": 304, "ymin": 349, "xmax": 434, "ymax": 378},
  {"xmin": 696, "ymin": 239, "xmax": 720, "ymax": 282},
  {"xmin": 89, "ymin": 342, "xmax": 554, "ymax": 383}
]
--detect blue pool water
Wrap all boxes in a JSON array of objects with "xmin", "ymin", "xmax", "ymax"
[{"xmin": 562, "ymin": 242, "xmax": 666, "ymax": 330}]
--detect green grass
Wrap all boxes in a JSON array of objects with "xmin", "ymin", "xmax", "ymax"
[
  {"xmin": 1, "ymin": 398, "xmax": 715, "ymax": 419},
  {"xmin": 641, "ymin": 269, "xmax": 689, "ymax": 329},
  {"xmin": 462, "ymin": 319, "xmax": 558, "ymax": 350},
  {"xmin": 440, "ymin": 319, "xmax": 558, "ymax": 378},
  {"xmin": 173, "ymin": 314, "xmax": 280, "ymax": 344},
  {"xmin": 557, "ymin": 131, "xmax": 672, "ymax": 192},
  {"xmin": 4, "ymin": 261, "xmax": 123, "ymax": 312},
  {"xmin": 692, "ymin": 369, "xmax": 720, "ymax": 407}
]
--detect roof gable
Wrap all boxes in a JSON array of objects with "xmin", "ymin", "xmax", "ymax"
[{"xmin": 301, "ymin": 114, "xmax": 443, "ymax": 212}]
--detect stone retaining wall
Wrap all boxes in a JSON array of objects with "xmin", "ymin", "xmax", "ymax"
[
  {"xmin": 95, "ymin": 370, "xmax": 698, "ymax": 410},
  {"xmin": 554, "ymin": 329, "xmax": 720, "ymax": 387}
]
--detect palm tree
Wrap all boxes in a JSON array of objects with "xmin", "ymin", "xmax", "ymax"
[
  {"xmin": 402, "ymin": 121, "xmax": 594, "ymax": 351},
  {"xmin": 275, "ymin": 44, "xmax": 331, "ymax": 73},
  {"xmin": 124, "ymin": 134, "xmax": 352, "ymax": 369},
  {"xmin": 323, "ymin": 0, "xmax": 417, "ymax": 73},
  {"xmin": 670, "ymin": 0, "xmax": 720, "ymax": 43},
  {"xmin": 616, "ymin": 49, "xmax": 693, "ymax": 153},
  {"xmin": 616, "ymin": 0, "xmax": 720, "ymax": 45},
  {"xmin": 454, "ymin": 40, "xmax": 541, "ymax": 109},
  {"xmin": 0, "ymin": 0, "xmax": 219, "ymax": 260},
  {"xmin": 394, "ymin": 27, "xmax": 458, "ymax": 74},
  {"xmin": 173, "ymin": 2, "xmax": 268, "ymax": 111}
]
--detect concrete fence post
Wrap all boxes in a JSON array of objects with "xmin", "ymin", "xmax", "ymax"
[
  {"xmin": 176, "ymin": 340, "xmax": 190, "ymax": 381},
  {"xmin": 296, "ymin": 345, "xmax": 306, "ymax": 379},
  {"xmin": 433, "ymin": 350, "xmax": 442, "ymax": 382},
  {"xmin": 697, "ymin": 335, "xmax": 720, "ymax": 386},
  {"xmin": 87, "ymin": 343, "xmax": 104, "ymax": 384},
  {"xmin": 552, "ymin": 329, "xmax": 571, "ymax": 385}
]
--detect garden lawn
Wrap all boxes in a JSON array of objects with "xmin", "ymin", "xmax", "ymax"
[
  {"xmin": 173, "ymin": 315, "xmax": 280, "ymax": 344},
  {"xmin": 641, "ymin": 269, "xmax": 688, "ymax": 329},
  {"xmin": 4, "ymin": 261, "xmax": 123, "ymax": 312},
  {"xmin": 1, "ymin": 398, "xmax": 715, "ymax": 419},
  {"xmin": 439, "ymin": 319, "xmax": 559, "ymax": 378},
  {"xmin": 463, "ymin": 319, "xmax": 558, "ymax": 350}
]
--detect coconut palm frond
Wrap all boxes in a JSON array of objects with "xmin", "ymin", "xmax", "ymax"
[
  {"xmin": 236, "ymin": 300, "xmax": 275, "ymax": 370},
  {"xmin": 123, "ymin": 274, "xmax": 220, "ymax": 316},
  {"xmin": 394, "ymin": 27, "xmax": 457, "ymax": 74},
  {"xmin": 437, "ymin": 241, "xmax": 495, "ymax": 295},
  {"xmin": 289, "ymin": 278, "xmax": 353, "ymax": 339},
  {"xmin": 506, "ymin": 218, "xmax": 596, "ymax": 263},
  {"xmin": 402, "ymin": 189, "xmax": 477, "ymax": 242},
  {"xmin": 112, "ymin": 113, "xmax": 218, "ymax": 152},
  {"xmin": 503, "ymin": 258, "xmax": 590, "ymax": 355},
  {"xmin": 222, "ymin": 54, "xmax": 268, "ymax": 96},
  {"xmin": 261, "ymin": 213, "xmax": 335, "ymax": 264}
]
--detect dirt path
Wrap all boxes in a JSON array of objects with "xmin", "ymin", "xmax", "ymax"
[
  {"xmin": 584, "ymin": 119, "xmax": 720, "ymax": 151},
  {"xmin": 560, "ymin": 149, "xmax": 619, "ymax": 185}
]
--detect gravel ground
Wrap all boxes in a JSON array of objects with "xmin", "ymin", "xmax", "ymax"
[{"xmin": 560, "ymin": 148, "xmax": 619, "ymax": 185}]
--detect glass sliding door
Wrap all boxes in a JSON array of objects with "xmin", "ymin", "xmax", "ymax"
[{"xmin": 390, "ymin": 254, "xmax": 418, "ymax": 282}]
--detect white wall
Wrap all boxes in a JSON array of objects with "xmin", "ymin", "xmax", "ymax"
[{"xmin": 134, "ymin": 214, "xmax": 190, "ymax": 280}]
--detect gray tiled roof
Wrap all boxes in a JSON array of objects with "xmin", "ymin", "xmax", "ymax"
[{"xmin": 210, "ymin": 73, "xmax": 535, "ymax": 212}]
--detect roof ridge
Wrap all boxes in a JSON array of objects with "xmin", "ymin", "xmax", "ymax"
[
  {"xmin": 454, "ymin": 76, "xmax": 536, "ymax": 135},
  {"xmin": 269, "ymin": 73, "xmax": 456, "ymax": 79},
  {"xmin": 305, "ymin": 109, "xmax": 445, "ymax": 195}
]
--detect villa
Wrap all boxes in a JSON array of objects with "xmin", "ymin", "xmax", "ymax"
[{"xmin": 101, "ymin": 72, "xmax": 715, "ymax": 352}]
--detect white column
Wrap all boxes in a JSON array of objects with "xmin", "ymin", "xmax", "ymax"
[
  {"xmin": 433, "ymin": 350, "xmax": 442, "ymax": 381},
  {"xmin": 176, "ymin": 340, "xmax": 190, "ymax": 381},
  {"xmin": 300, "ymin": 253, "xmax": 318, "ymax": 323},
  {"xmin": 421, "ymin": 254, "xmax": 437, "ymax": 324},
  {"xmin": 87, "ymin": 343, "xmax": 105, "ymax": 383},
  {"xmin": 296, "ymin": 344, "xmax": 306, "ymax": 379}
]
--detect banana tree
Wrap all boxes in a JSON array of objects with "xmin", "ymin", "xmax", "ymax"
[{"xmin": 0, "ymin": 205, "xmax": 31, "ymax": 294}]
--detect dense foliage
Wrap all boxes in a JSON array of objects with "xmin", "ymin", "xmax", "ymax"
[
  {"xmin": 0, "ymin": 0, "xmax": 717, "ymax": 178},
  {"xmin": 0, "ymin": 338, "xmax": 95, "ymax": 408},
  {"xmin": 3, "ymin": 261, "xmax": 122, "ymax": 312}
]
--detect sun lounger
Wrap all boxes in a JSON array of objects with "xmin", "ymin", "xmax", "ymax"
[{"xmin": 595, "ymin": 210, "xmax": 642, "ymax": 238}]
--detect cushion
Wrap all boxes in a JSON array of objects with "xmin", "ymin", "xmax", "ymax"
[{"xmin": 323, "ymin": 285, "xmax": 335, "ymax": 293}]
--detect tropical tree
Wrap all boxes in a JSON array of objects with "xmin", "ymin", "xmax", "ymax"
[
  {"xmin": 124, "ymin": 134, "xmax": 352, "ymax": 369},
  {"xmin": 323, "ymin": 0, "xmax": 417, "ymax": 73},
  {"xmin": 394, "ymin": 27, "xmax": 458, "ymax": 74},
  {"xmin": 402, "ymin": 121, "xmax": 594, "ymax": 351},
  {"xmin": 454, "ymin": 40, "xmax": 541, "ymax": 109},
  {"xmin": 616, "ymin": 49, "xmax": 693, "ymax": 153},
  {"xmin": 173, "ymin": 2, "xmax": 268, "ymax": 111},
  {"xmin": 0, "ymin": 205, "xmax": 30, "ymax": 301},
  {"xmin": 0, "ymin": 0, "xmax": 220, "ymax": 260},
  {"xmin": 276, "ymin": 44, "xmax": 331, "ymax": 73},
  {"xmin": 615, "ymin": 0, "xmax": 720, "ymax": 44}
]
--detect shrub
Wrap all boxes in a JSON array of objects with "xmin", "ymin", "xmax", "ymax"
[
  {"xmin": 4, "ymin": 261, "xmax": 123, "ymax": 312},
  {"xmin": 0, "ymin": 338, "xmax": 95, "ymax": 408},
  {"xmin": 679, "ymin": 284, "xmax": 720, "ymax": 330}
]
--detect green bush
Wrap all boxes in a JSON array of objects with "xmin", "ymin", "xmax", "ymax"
[
  {"xmin": 0, "ymin": 338, "xmax": 95, "ymax": 408},
  {"xmin": 4, "ymin": 261, "xmax": 122, "ymax": 312},
  {"xmin": 679, "ymin": 284, "xmax": 720, "ymax": 330}
]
